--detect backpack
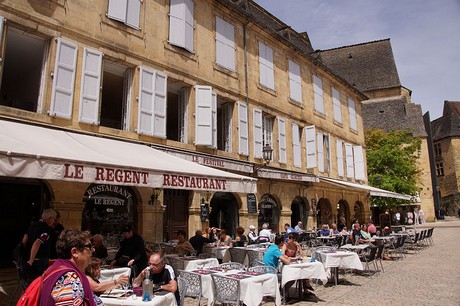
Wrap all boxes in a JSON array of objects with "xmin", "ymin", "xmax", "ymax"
[{"xmin": 17, "ymin": 265, "xmax": 68, "ymax": 306}]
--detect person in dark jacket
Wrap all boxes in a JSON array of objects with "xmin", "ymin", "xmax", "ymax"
[
  {"xmin": 110, "ymin": 224, "xmax": 147, "ymax": 277},
  {"xmin": 189, "ymin": 230, "xmax": 213, "ymax": 254}
]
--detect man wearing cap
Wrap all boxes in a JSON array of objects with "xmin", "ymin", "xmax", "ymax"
[
  {"xmin": 111, "ymin": 225, "xmax": 147, "ymax": 277},
  {"xmin": 248, "ymin": 225, "xmax": 259, "ymax": 244}
]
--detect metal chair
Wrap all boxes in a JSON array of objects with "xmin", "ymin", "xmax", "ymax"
[
  {"xmin": 359, "ymin": 246, "xmax": 379, "ymax": 275},
  {"xmin": 211, "ymin": 274, "xmax": 242, "ymax": 306},
  {"xmin": 177, "ymin": 275, "xmax": 188, "ymax": 306},
  {"xmin": 169, "ymin": 256, "xmax": 185, "ymax": 276},
  {"xmin": 228, "ymin": 248, "xmax": 247, "ymax": 265},
  {"xmin": 219, "ymin": 262, "xmax": 245, "ymax": 270},
  {"xmin": 178, "ymin": 270, "xmax": 202, "ymax": 306},
  {"xmin": 248, "ymin": 265, "xmax": 277, "ymax": 274},
  {"xmin": 375, "ymin": 244, "xmax": 385, "ymax": 272},
  {"xmin": 246, "ymin": 249, "xmax": 264, "ymax": 268},
  {"xmin": 10, "ymin": 261, "xmax": 29, "ymax": 306}
]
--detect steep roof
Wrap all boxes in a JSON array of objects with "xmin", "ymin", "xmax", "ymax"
[
  {"xmin": 431, "ymin": 101, "xmax": 460, "ymax": 141},
  {"xmin": 362, "ymin": 96, "xmax": 427, "ymax": 137},
  {"xmin": 313, "ymin": 39, "xmax": 401, "ymax": 92}
]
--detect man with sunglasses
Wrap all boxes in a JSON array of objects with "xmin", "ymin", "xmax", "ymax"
[{"xmin": 133, "ymin": 253, "xmax": 179, "ymax": 303}]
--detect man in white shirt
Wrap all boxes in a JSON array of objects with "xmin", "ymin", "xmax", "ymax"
[
  {"xmin": 258, "ymin": 223, "xmax": 271, "ymax": 242},
  {"xmin": 248, "ymin": 225, "xmax": 259, "ymax": 244}
]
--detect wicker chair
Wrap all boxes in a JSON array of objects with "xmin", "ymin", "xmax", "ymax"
[
  {"xmin": 168, "ymin": 256, "xmax": 185, "ymax": 276},
  {"xmin": 178, "ymin": 270, "xmax": 202, "ymax": 306},
  {"xmin": 248, "ymin": 265, "xmax": 277, "ymax": 274},
  {"xmin": 198, "ymin": 252, "xmax": 217, "ymax": 259},
  {"xmin": 228, "ymin": 248, "xmax": 247, "ymax": 265},
  {"xmin": 246, "ymin": 249, "xmax": 265, "ymax": 268},
  {"xmin": 211, "ymin": 274, "xmax": 242, "ymax": 306},
  {"xmin": 219, "ymin": 262, "xmax": 245, "ymax": 270},
  {"xmin": 177, "ymin": 275, "xmax": 188, "ymax": 306}
]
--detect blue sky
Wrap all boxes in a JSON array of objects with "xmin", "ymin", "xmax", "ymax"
[{"xmin": 253, "ymin": 0, "xmax": 460, "ymax": 120}]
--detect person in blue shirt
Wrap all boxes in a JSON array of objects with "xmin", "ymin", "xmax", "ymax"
[
  {"xmin": 262, "ymin": 236, "xmax": 292, "ymax": 269},
  {"xmin": 319, "ymin": 224, "xmax": 331, "ymax": 236}
]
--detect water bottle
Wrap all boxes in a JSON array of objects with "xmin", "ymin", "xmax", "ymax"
[{"xmin": 142, "ymin": 268, "xmax": 152, "ymax": 301}]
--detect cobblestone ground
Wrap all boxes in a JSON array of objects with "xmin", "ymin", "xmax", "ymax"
[{"xmin": 183, "ymin": 217, "xmax": 460, "ymax": 306}]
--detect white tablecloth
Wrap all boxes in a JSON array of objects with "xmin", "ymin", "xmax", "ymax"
[
  {"xmin": 183, "ymin": 257, "xmax": 219, "ymax": 270},
  {"xmin": 197, "ymin": 270, "xmax": 281, "ymax": 306},
  {"xmin": 101, "ymin": 292, "xmax": 177, "ymax": 306},
  {"xmin": 316, "ymin": 250, "xmax": 362, "ymax": 278},
  {"xmin": 203, "ymin": 246, "xmax": 230, "ymax": 261},
  {"xmin": 341, "ymin": 244, "xmax": 371, "ymax": 252},
  {"xmin": 281, "ymin": 259, "xmax": 328, "ymax": 287},
  {"xmin": 99, "ymin": 267, "xmax": 131, "ymax": 283}
]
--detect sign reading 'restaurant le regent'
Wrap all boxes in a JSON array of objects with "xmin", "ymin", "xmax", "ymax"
[{"xmin": 63, "ymin": 163, "xmax": 228, "ymax": 191}]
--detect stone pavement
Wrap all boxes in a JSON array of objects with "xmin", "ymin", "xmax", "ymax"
[
  {"xmin": 1, "ymin": 217, "xmax": 459, "ymax": 305},
  {"xmin": 183, "ymin": 216, "xmax": 460, "ymax": 306}
]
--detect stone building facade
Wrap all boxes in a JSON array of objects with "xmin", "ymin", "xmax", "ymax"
[
  {"xmin": 314, "ymin": 39, "xmax": 436, "ymax": 222},
  {"xmin": 430, "ymin": 101, "xmax": 460, "ymax": 215},
  {"xmin": 0, "ymin": 0, "xmax": 388, "ymax": 267}
]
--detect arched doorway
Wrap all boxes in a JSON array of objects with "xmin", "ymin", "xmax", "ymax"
[
  {"xmin": 337, "ymin": 199, "xmax": 350, "ymax": 230},
  {"xmin": 81, "ymin": 184, "xmax": 137, "ymax": 247},
  {"xmin": 258, "ymin": 194, "xmax": 280, "ymax": 233},
  {"xmin": 0, "ymin": 177, "xmax": 51, "ymax": 268},
  {"xmin": 353, "ymin": 201, "xmax": 364, "ymax": 224},
  {"xmin": 291, "ymin": 196, "xmax": 307, "ymax": 228},
  {"xmin": 317, "ymin": 198, "xmax": 332, "ymax": 228},
  {"xmin": 210, "ymin": 192, "xmax": 239, "ymax": 237}
]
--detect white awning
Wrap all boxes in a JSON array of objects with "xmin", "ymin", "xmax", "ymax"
[
  {"xmin": 320, "ymin": 177, "xmax": 411, "ymax": 201},
  {"xmin": 0, "ymin": 119, "xmax": 257, "ymax": 193}
]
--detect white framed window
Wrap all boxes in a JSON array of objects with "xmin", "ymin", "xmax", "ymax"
[
  {"xmin": 313, "ymin": 75, "xmax": 324, "ymax": 114},
  {"xmin": 218, "ymin": 102, "xmax": 233, "ymax": 152},
  {"xmin": 332, "ymin": 87, "xmax": 342, "ymax": 123},
  {"xmin": 107, "ymin": 0, "xmax": 141, "ymax": 29},
  {"xmin": 305, "ymin": 125, "xmax": 316, "ymax": 169},
  {"xmin": 258, "ymin": 42, "xmax": 274, "ymax": 90},
  {"xmin": 169, "ymin": 0, "xmax": 194, "ymax": 52},
  {"xmin": 178, "ymin": 87, "xmax": 188, "ymax": 143},
  {"xmin": 262, "ymin": 114, "xmax": 273, "ymax": 150},
  {"xmin": 50, "ymin": 38, "xmax": 78, "ymax": 119},
  {"xmin": 325, "ymin": 134, "xmax": 331, "ymax": 173},
  {"xmin": 345, "ymin": 143, "xmax": 354, "ymax": 179},
  {"xmin": 194, "ymin": 85, "xmax": 215, "ymax": 147},
  {"xmin": 278, "ymin": 117, "xmax": 286, "ymax": 164},
  {"xmin": 288, "ymin": 60, "xmax": 302, "ymax": 103},
  {"xmin": 215, "ymin": 17, "xmax": 235, "ymax": 71},
  {"xmin": 238, "ymin": 101, "xmax": 249, "ymax": 155},
  {"xmin": 317, "ymin": 132, "xmax": 324, "ymax": 173},
  {"xmin": 354, "ymin": 145, "xmax": 365, "ymax": 180},
  {"xmin": 348, "ymin": 97, "xmax": 357, "ymax": 131},
  {"xmin": 292, "ymin": 123, "xmax": 301, "ymax": 168},
  {"xmin": 336, "ymin": 140, "xmax": 344, "ymax": 177},
  {"xmin": 79, "ymin": 48, "xmax": 103, "ymax": 125},
  {"xmin": 137, "ymin": 67, "xmax": 167, "ymax": 137}
]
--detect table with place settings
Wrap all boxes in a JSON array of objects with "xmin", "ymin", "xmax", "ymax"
[
  {"xmin": 166, "ymin": 255, "xmax": 219, "ymax": 270},
  {"xmin": 314, "ymin": 249, "xmax": 363, "ymax": 285},
  {"xmin": 280, "ymin": 258, "xmax": 328, "ymax": 288},
  {"xmin": 190, "ymin": 267, "xmax": 281, "ymax": 306},
  {"xmin": 100, "ymin": 290, "xmax": 177, "ymax": 306},
  {"xmin": 99, "ymin": 267, "xmax": 131, "ymax": 283}
]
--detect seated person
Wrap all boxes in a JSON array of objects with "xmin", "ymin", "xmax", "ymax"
[
  {"xmin": 85, "ymin": 257, "xmax": 129, "ymax": 295},
  {"xmin": 91, "ymin": 234, "xmax": 108, "ymax": 261},
  {"xmin": 340, "ymin": 226, "xmax": 349, "ymax": 235},
  {"xmin": 381, "ymin": 226, "xmax": 391, "ymax": 237},
  {"xmin": 233, "ymin": 226, "xmax": 248, "ymax": 247},
  {"xmin": 351, "ymin": 222, "xmax": 361, "ymax": 244},
  {"xmin": 360, "ymin": 224, "xmax": 375, "ymax": 244},
  {"xmin": 319, "ymin": 224, "xmax": 331, "ymax": 236},
  {"xmin": 262, "ymin": 235, "xmax": 293, "ymax": 268},
  {"xmin": 133, "ymin": 253, "xmax": 179, "ymax": 303},
  {"xmin": 174, "ymin": 230, "xmax": 196, "ymax": 256},
  {"xmin": 218, "ymin": 230, "xmax": 233, "ymax": 247},
  {"xmin": 294, "ymin": 221, "xmax": 305, "ymax": 233},
  {"xmin": 189, "ymin": 230, "xmax": 213, "ymax": 255},
  {"xmin": 281, "ymin": 234, "xmax": 314, "ymax": 293},
  {"xmin": 329, "ymin": 223, "xmax": 340, "ymax": 236},
  {"xmin": 258, "ymin": 223, "xmax": 272, "ymax": 242},
  {"xmin": 247, "ymin": 225, "xmax": 259, "ymax": 244}
]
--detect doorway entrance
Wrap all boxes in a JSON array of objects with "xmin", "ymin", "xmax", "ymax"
[
  {"xmin": 163, "ymin": 189, "xmax": 190, "ymax": 241},
  {"xmin": 209, "ymin": 192, "xmax": 239, "ymax": 238}
]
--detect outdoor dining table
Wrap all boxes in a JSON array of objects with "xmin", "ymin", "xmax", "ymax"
[
  {"xmin": 314, "ymin": 249, "xmax": 363, "ymax": 285},
  {"xmin": 165, "ymin": 254, "xmax": 219, "ymax": 270},
  {"xmin": 190, "ymin": 268, "xmax": 281, "ymax": 306},
  {"xmin": 280, "ymin": 258, "xmax": 328, "ymax": 288},
  {"xmin": 202, "ymin": 245, "xmax": 231, "ymax": 261},
  {"xmin": 100, "ymin": 290, "xmax": 177, "ymax": 306},
  {"xmin": 341, "ymin": 243, "xmax": 372, "ymax": 253},
  {"xmin": 316, "ymin": 236, "xmax": 336, "ymax": 245}
]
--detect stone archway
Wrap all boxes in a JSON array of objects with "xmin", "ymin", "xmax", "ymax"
[
  {"xmin": 258, "ymin": 194, "xmax": 280, "ymax": 233},
  {"xmin": 337, "ymin": 199, "xmax": 350, "ymax": 230},
  {"xmin": 210, "ymin": 192, "xmax": 239, "ymax": 237},
  {"xmin": 353, "ymin": 201, "xmax": 365, "ymax": 225},
  {"xmin": 317, "ymin": 198, "xmax": 332, "ymax": 228},
  {"xmin": 291, "ymin": 196, "xmax": 307, "ymax": 228}
]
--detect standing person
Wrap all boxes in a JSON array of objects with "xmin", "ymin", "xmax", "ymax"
[
  {"xmin": 92, "ymin": 234, "xmax": 108, "ymax": 260},
  {"xmin": 189, "ymin": 230, "xmax": 212, "ymax": 254},
  {"xmin": 233, "ymin": 226, "xmax": 248, "ymax": 247},
  {"xmin": 133, "ymin": 253, "xmax": 179, "ymax": 303},
  {"xmin": 49, "ymin": 210, "xmax": 64, "ymax": 259},
  {"xmin": 110, "ymin": 224, "xmax": 147, "ymax": 278},
  {"xmin": 247, "ymin": 225, "xmax": 259, "ymax": 244},
  {"xmin": 39, "ymin": 229, "xmax": 100, "ymax": 305},
  {"xmin": 23, "ymin": 208, "xmax": 57, "ymax": 283}
]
